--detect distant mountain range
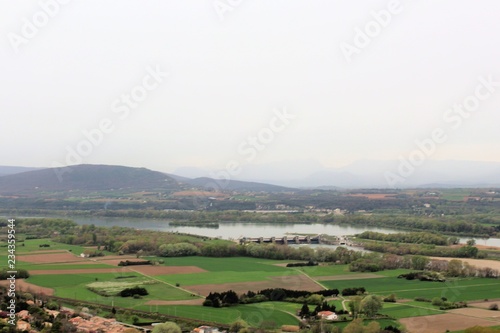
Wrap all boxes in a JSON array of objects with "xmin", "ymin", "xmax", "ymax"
[
  {"xmin": 0, "ymin": 164, "xmax": 290, "ymax": 196},
  {"xmin": 173, "ymin": 159, "xmax": 500, "ymax": 188},
  {"xmin": 1, "ymin": 160, "xmax": 499, "ymax": 196},
  {"xmin": 0, "ymin": 166, "xmax": 42, "ymax": 177}
]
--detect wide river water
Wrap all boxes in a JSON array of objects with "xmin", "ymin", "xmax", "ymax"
[{"xmin": 66, "ymin": 216, "xmax": 500, "ymax": 247}]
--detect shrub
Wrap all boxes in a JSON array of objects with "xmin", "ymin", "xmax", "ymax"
[
  {"xmin": 120, "ymin": 287, "xmax": 148, "ymax": 297},
  {"xmin": 431, "ymin": 297, "xmax": 443, "ymax": 306},
  {"xmin": 414, "ymin": 297, "xmax": 431, "ymax": 302},
  {"xmin": 489, "ymin": 303, "xmax": 499, "ymax": 311},
  {"xmin": 341, "ymin": 287, "xmax": 365, "ymax": 296}
]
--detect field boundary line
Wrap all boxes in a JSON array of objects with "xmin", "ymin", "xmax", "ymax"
[
  {"xmin": 127, "ymin": 267, "xmax": 205, "ymax": 299},
  {"xmin": 292, "ymin": 268, "xmax": 327, "ymax": 290}
]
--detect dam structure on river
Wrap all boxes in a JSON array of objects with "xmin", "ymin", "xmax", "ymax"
[
  {"xmin": 238, "ymin": 235, "xmax": 353, "ymax": 246},
  {"xmin": 239, "ymin": 235, "xmax": 322, "ymax": 245}
]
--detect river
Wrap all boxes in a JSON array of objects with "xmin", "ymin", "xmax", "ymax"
[{"xmin": 67, "ymin": 216, "xmax": 500, "ymax": 247}]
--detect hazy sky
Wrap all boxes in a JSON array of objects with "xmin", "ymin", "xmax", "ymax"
[{"xmin": 2, "ymin": 0, "xmax": 500, "ymax": 177}]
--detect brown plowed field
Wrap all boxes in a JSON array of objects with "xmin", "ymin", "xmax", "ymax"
[
  {"xmin": 127, "ymin": 266, "xmax": 207, "ymax": 276},
  {"xmin": 29, "ymin": 268, "xmax": 133, "ymax": 275},
  {"xmin": 186, "ymin": 274, "xmax": 320, "ymax": 296},
  {"xmin": 430, "ymin": 257, "xmax": 500, "ymax": 270},
  {"xmin": 18, "ymin": 252, "xmax": 85, "ymax": 263},
  {"xmin": 400, "ymin": 313, "xmax": 500, "ymax": 333},
  {"xmin": 469, "ymin": 300, "xmax": 500, "ymax": 309},
  {"xmin": 449, "ymin": 308, "xmax": 500, "ymax": 319},
  {"xmin": 0, "ymin": 279, "xmax": 54, "ymax": 296}
]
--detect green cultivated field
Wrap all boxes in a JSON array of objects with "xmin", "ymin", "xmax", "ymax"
[
  {"xmin": 6, "ymin": 240, "xmax": 500, "ymax": 329},
  {"xmin": 160, "ymin": 256, "xmax": 288, "ymax": 272},
  {"xmin": 151, "ymin": 256, "xmax": 300, "ymax": 285},
  {"xmin": 156, "ymin": 270, "xmax": 298, "ymax": 286},
  {"xmin": 26, "ymin": 272, "xmax": 197, "ymax": 308},
  {"xmin": 322, "ymin": 277, "xmax": 500, "ymax": 301},
  {"xmin": 12, "ymin": 238, "xmax": 89, "ymax": 254},
  {"xmin": 379, "ymin": 303, "xmax": 442, "ymax": 318},
  {"xmin": 136, "ymin": 303, "xmax": 300, "ymax": 327}
]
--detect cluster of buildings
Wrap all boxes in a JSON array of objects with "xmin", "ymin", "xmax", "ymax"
[{"xmin": 0, "ymin": 304, "xmax": 146, "ymax": 333}]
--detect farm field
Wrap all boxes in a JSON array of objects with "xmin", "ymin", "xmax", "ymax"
[
  {"xmin": 5, "ymin": 238, "xmax": 91, "ymax": 254},
  {"xmin": 321, "ymin": 276, "xmax": 500, "ymax": 301},
  {"xmin": 3, "ymin": 239, "xmax": 500, "ymax": 331}
]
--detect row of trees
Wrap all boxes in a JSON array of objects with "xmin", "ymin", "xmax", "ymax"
[
  {"xmin": 361, "ymin": 241, "xmax": 481, "ymax": 259},
  {"xmin": 356, "ymin": 231, "xmax": 451, "ymax": 245},
  {"xmin": 0, "ymin": 268, "xmax": 30, "ymax": 279},
  {"xmin": 203, "ymin": 288, "xmax": 340, "ymax": 308},
  {"xmin": 349, "ymin": 253, "xmax": 499, "ymax": 278}
]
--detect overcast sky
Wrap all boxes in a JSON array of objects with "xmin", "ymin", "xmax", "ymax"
[{"xmin": 1, "ymin": 0, "xmax": 500, "ymax": 178}]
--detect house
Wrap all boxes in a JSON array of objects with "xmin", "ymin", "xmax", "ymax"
[
  {"xmin": 16, "ymin": 320, "xmax": 31, "ymax": 331},
  {"xmin": 317, "ymin": 311, "xmax": 338, "ymax": 321}
]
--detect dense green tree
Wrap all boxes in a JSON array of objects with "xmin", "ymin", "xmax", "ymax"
[
  {"xmin": 411, "ymin": 255, "xmax": 429, "ymax": 270},
  {"xmin": 360, "ymin": 295, "xmax": 383, "ymax": 318},
  {"xmin": 348, "ymin": 296, "xmax": 362, "ymax": 319},
  {"xmin": 299, "ymin": 303, "xmax": 310, "ymax": 318}
]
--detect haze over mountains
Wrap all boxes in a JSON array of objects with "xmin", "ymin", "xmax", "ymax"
[
  {"xmin": 173, "ymin": 159, "xmax": 500, "ymax": 188},
  {"xmin": 0, "ymin": 160, "xmax": 499, "ymax": 195},
  {"xmin": 0, "ymin": 165, "xmax": 289, "ymax": 195}
]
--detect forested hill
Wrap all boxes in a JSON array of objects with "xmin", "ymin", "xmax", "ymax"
[
  {"xmin": 0, "ymin": 164, "xmax": 292, "ymax": 196},
  {"xmin": 0, "ymin": 164, "xmax": 180, "ymax": 195},
  {"xmin": 170, "ymin": 176, "xmax": 291, "ymax": 192}
]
